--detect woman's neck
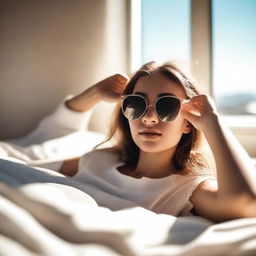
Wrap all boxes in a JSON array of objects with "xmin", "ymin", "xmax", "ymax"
[{"xmin": 135, "ymin": 149, "xmax": 176, "ymax": 179}]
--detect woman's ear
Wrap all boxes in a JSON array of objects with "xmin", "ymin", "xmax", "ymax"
[{"xmin": 183, "ymin": 121, "xmax": 192, "ymax": 134}]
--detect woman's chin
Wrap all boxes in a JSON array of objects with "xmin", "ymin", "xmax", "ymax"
[{"xmin": 137, "ymin": 143, "xmax": 167, "ymax": 153}]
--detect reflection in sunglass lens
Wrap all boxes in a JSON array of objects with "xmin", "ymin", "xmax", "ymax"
[
  {"xmin": 156, "ymin": 97, "xmax": 180, "ymax": 122},
  {"xmin": 123, "ymin": 96, "xmax": 146, "ymax": 120}
]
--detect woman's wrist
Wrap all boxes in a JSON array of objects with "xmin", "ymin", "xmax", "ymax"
[
  {"xmin": 65, "ymin": 86, "xmax": 101, "ymax": 112},
  {"xmin": 92, "ymin": 82, "xmax": 104, "ymax": 101},
  {"xmin": 201, "ymin": 112, "xmax": 220, "ymax": 134}
]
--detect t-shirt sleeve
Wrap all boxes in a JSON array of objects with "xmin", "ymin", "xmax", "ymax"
[
  {"xmin": 48, "ymin": 95, "xmax": 92, "ymax": 132},
  {"xmin": 179, "ymin": 175, "xmax": 217, "ymax": 216}
]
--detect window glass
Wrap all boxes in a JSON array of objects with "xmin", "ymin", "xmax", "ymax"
[
  {"xmin": 212, "ymin": 0, "xmax": 256, "ymax": 115},
  {"xmin": 141, "ymin": 0, "xmax": 190, "ymax": 64}
]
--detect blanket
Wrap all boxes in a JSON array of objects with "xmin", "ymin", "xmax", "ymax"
[
  {"xmin": 1, "ymin": 132, "xmax": 256, "ymax": 256},
  {"xmin": 1, "ymin": 160, "xmax": 256, "ymax": 256}
]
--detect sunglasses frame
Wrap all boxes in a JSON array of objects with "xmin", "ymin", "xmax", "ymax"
[{"xmin": 121, "ymin": 94, "xmax": 187, "ymax": 123}]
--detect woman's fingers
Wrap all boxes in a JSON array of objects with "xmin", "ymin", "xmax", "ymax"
[
  {"xmin": 183, "ymin": 94, "xmax": 217, "ymax": 114},
  {"xmin": 182, "ymin": 100, "xmax": 201, "ymax": 116},
  {"xmin": 181, "ymin": 94, "xmax": 219, "ymax": 130},
  {"xmin": 181, "ymin": 108, "xmax": 200, "ymax": 122},
  {"xmin": 107, "ymin": 74, "xmax": 129, "ymax": 91},
  {"xmin": 115, "ymin": 73, "xmax": 129, "ymax": 83},
  {"xmin": 97, "ymin": 73, "xmax": 130, "ymax": 102}
]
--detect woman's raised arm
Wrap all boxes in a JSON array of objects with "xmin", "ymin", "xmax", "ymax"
[
  {"xmin": 182, "ymin": 95, "xmax": 256, "ymax": 221},
  {"xmin": 59, "ymin": 74, "xmax": 129, "ymax": 177},
  {"xmin": 65, "ymin": 74, "xmax": 129, "ymax": 112}
]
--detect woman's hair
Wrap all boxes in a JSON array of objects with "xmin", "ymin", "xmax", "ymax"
[{"xmin": 100, "ymin": 61, "xmax": 210, "ymax": 176}]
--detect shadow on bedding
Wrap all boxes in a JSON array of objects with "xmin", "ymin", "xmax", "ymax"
[
  {"xmin": 164, "ymin": 216, "xmax": 213, "ymax": 245},
  {"xmin": 0, "ymin": 158, "xmax": 138, "ymax": 210}
]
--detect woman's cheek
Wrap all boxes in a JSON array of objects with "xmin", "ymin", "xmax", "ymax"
[
  {"xmin": 128, "ymin": 121, "xmax": 139, "ymax": 143},
  {"xmin": 160, "ymin": 122, "xmax": 187, "ymax": 148}
]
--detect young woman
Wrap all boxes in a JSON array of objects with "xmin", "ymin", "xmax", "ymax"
[{"xmin": 29, "ymin": 61, "xmax": 256, "ymax": 222}]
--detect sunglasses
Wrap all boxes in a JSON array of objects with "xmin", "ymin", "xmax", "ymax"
[{"xmin": 121, "ymin": 94, "xmax": 187, "ymax": 123}]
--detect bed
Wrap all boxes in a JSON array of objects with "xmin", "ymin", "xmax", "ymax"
[{"xmin": 1, "ymin": 123, "xmax": 256, "ymax": 256}]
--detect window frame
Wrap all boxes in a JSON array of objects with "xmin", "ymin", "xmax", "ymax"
[
  {"xmin": 192, "ymin": 0, "xmax": 256, "ymax": 159},
  {"xmin": 128, "ymin": 0, "xmax": 142, "ymax": 73}
]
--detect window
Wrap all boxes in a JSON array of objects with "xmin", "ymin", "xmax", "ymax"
[
  {"xmin": 212, "ymin": 0, "xmax": 256, "ymax": 116},
  {"xmin": 136, "ymin": 0, "xmax": 256, "ymax": 117},
  {"xmin": 131, "ymin": 0, "xmax": 256, "ymax": 157},
  {"xmin": 140, "ymin": 0, "xmax": 190, "ymax": 64}
]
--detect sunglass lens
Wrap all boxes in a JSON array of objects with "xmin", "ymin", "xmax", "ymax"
[
  {"xmin": 122, "ymin": 96, "xmax": 146, "ymax": 120},
  {"xmin": 156, "ymin": 97, "xmax": 180, "ymax": 122}
]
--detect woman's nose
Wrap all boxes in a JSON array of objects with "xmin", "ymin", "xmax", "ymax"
[{"xmin": 142, "ymin": 105, "xmax": 159, "ymax": 124}]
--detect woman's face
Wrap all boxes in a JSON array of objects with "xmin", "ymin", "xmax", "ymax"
[{"xmin": 129, "ymin": 71, "xmax": 190, "ymax": 154}]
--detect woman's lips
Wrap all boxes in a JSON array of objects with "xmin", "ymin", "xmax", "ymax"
[{"xmin": 139, "ymin": 129, "xmax": 162, "ymax": 139}]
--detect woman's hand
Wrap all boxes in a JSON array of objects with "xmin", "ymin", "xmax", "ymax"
[
  {"xmin": 95, "ymin": 73, "xmax": 129, "ymax": 103},
  {"xmin": 181, "ymin": 94, "xmax": 218, "ymax": 131},
  {"xmin": 66, "ymin": 73, "xmax": 129, "ymax": 112}
]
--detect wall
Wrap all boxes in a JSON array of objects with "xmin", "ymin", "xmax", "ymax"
[{"xmin": 0, "ymin": 0, "xmax": 129, "ymax": 139}]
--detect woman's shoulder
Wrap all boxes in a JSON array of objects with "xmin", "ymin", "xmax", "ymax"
[{"xmin": 170, "ymin": 172, "xmax": 216, "ymax": 186}]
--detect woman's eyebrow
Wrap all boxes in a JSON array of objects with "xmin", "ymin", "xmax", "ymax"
[
  {"xmin": 158, "ymin": 93, "xmax": 177, "ymax": 97},
  {"xmin": 134, "ymin": 92, "xmax": 147, "ymax": 97}
]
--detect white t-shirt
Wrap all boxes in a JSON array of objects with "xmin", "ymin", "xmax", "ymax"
[{"xmin": 74, "ymin": 149, "xmax": 216, "ymax": 217}]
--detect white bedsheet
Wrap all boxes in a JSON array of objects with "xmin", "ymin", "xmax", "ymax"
[{"xmin": 1, "ymin": 132, "xmax": 256, "ymax": 256}]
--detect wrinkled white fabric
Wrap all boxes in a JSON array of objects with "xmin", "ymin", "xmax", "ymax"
[
  {"xmin": 1, "ymin": 96, "xmax": 104, "ymax": 170},
  {"xmin": 0, "ymin": 171, "xmax": 256, "ymax": 256}
]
